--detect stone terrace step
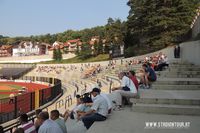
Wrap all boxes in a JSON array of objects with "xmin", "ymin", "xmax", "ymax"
[
  {"xmin": 167, "ymin": 67, "xmax": 200, "ymax": 71},
  {"xmin": 154, "ymin": 78, "xmax": 200, "ymax": 85},
  {"xmin": 158, "ymin": 73, "xmax": 200, "ymax": 78},
  {"xmin": 169, "ymin": 63, "xmax": 195, "ymax": 67},
  {"xmin": 105, "ymin": 75, "xmax": 120, "ymax": 82},
  {"xmin": 136, "ymin": 89, "xmax": 200, "ymax": 100},
  {"xmin": 169, "ymin": 65, "xmax": 200, "ymax": 68},
  {"xmin": 152, "ymin": 84, "xmax": 200, "ymax": 90},
  {"xmin": 87, "ymin": 107, "xmax": 200, "ymax": 133},
  {"xmin": 130, "ymin": 89, "xmax": 200, "ymax": 115},
  {"xmin": 170, "ymin": 60, "xmax": 193, "ymax": 65},
  {"xmin": 131, "ymin": 97, "xmax": 200, "ymax": 106},
  {"xmin": 132, "ymin": 103, "xmax": 200, "ymax": 116},
  {"xmin": 158, "ymin": 71, "xmax": 200, "ymax": 75}
]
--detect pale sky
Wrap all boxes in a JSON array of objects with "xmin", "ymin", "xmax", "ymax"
[{"xmin": 0, "ymin": 0, "xmax": 129, "ymax": 37}]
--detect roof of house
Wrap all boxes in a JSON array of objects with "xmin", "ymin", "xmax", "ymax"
[
  {"xmin": 13, "ymin": 41, "xmax": 51, "ymax": 49},
  {"xmin": 66, "ymin": 39, "xmax": 80, "ymax": 43},
  {"xmin": 64, "ymin": 39, "xmax": 82, "ymax": 47},
  {"xmin": 0, "ymin": 45, "xmax": 13, "ymax": 50}
]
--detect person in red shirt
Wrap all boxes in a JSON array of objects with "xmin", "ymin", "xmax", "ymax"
[{"xmin": 128, "ymin": 70, "xmax": 139, "ymax": 91}]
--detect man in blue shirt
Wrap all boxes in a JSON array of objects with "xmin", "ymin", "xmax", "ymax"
[{"xmin": 142, "ymin": 64, "xmax": 157, "ymax": 88}]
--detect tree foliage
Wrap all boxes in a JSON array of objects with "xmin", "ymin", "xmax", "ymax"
[
  {"xmin": 1, "ymin": 0, "xmax": 199, "ymax": 59},
  {"xmin": 52, "ymin": 48, "xmax": 62, "ymax": 61},
  {"xmin": 78, "ymin": 43, "xmax": 92, "ymax": 60},
  {"xmin": 105, "ymin": 18, "xmax": 126, "ymax": 45},
  {"xmin": 53, "ymin": 49, "xmax": 57, "ymax": 60},
  {"xmin": 126, "ymin": 0, "xmax": 199, "ymax": 50}
]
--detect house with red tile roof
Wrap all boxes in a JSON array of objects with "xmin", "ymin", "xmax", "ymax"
[
  {"xmin": 52, "ymin": 41, "xmax": 64, "ymax": 48},
  {"xmin": 0, "ymin": 45, "xmax": 13, "ymax": 57},
  {"xmin": 64, "ymin": 39, "xmax": 82, "ymax": 52}
]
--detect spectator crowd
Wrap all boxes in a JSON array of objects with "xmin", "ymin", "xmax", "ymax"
[{"xmin": 1, "ymin": 51, "xmax": 174, "ymax": 133}]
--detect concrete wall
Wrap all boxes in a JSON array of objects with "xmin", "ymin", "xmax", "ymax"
[
  {"xmin": 192, "ymin": 15, "xmax": 200, "ymax": 38},
  {"xmin": 180, "ymin": 40, "xmax": 200, "ymax": 65},
  {"xmin": 123, "ymin": 40, "xmax": 200, "ymax": 66}
]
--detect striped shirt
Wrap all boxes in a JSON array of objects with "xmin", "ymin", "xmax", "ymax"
[{"xmin": 19, "ymin": 121, "xmax": 36, "ymax": 133}]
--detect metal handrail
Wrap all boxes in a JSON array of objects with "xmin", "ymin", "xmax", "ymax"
[{"xmin": 1, "ymin": 76, "xmax": 63, "ymax": 133}]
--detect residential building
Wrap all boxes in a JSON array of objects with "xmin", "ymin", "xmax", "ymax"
[
  {"xmin": 0, "ymin": 45, "xmax": 13, "ymax": 57},
  {"xmin": 12, "ymin": 41, "xmax": 50, "ymax": 56},
  {"xmin": 64, "ymin": 39, "xmax": 82, "ymax": 52}
]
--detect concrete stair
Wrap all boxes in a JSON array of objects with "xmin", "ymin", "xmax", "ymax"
[
  {"xmin": 132, "ymin": 103, "xmax": 200, "ymax": 116},
  {"xmin": 159, "ymin": 71, "xmax": 200, "ymax": 75},
  {"xmin": 131, "ymin": 89, "xmax": 200, "ymax": 115},
  {"xmin": 158, "ymin": 73, "xmax": 200, "ymax": 78},
  {"xmin": 87, "ymin": 107, "xmax": 200, "ymax": 133},
  {"xmin": 132, "ymin": 97, "xmax": 200, "ymax": 106},
  {"xmin": 132, "ymin": 60, "xmax": 200, "ymax": 116},
  {"xmin": 154, "ymin": 78, "xmax": 200, "ymax": 85},
  {"xmin": 168, "ymin": 66, "xmax": 200, "ymax": 71},
  {"xmin": 152, "ymin": 84, "xmax": 200, "ymax": 90}
]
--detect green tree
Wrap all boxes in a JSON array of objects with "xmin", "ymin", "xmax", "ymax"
[
  {"xmin": 105, "ymin": 18, "xmax": 123, "ymax": 44},
  {"xmin": 78, "ymin": 43, "xmax": 92, "ymax": 60},
  {"xmin": 53, "ymin": 48, "xmax": 63, "ymax": 61},
  {"xmin": 126, "ymin": 0, "xmax": 199, "ymax": 49},
  {"xmin": 93, "ymin": 40, "xmax": 98, "ymax": 56},
  {"xmin": 53, "ymin": 49, "xmax": 57, "ymax": 60},
  {"xmin": 97, "ymin": 36, "xmax": 103, "ymax": 55},
  {"xmin": 57, "ymin": 48, "xmax": 63, "ymax": 61}
]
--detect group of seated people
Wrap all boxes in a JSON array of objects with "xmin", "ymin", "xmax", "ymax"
[
  {"xmin": 123, "ymin": 52, "xmax": 169, "ymax": 72},
  {"xmin": 12, "ymin": 109, "xmax": 67, "ymax": 133},
  {"xmin": 136, "ymin": 63, "xmax": 157, "ymax": 89},
  {"xmin": 10, "ymin": 58, "xmax": 161, "ymax": 133},
  {"xmin": 66, "ymin": 89, "xmax": 112, "ymax": 130},
  {"xmin": 36, "ymin": 66, "xmax": 67, "ymax": 75},
  {"xmin": 11, "ymin": 87, "xmax": 111, "ymax": 133},
  {"xmin": 35, "ymin": 65, "xmax": 80, "ymax": 75},
  {"xmin": 82, "ymin": 64, "xmax": 102, "ymax": 79}
]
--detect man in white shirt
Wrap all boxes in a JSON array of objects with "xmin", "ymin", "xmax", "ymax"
[
  {"xmin": 112, "ymin": 72, "xmax": 138, "ymax": 107},
  {"xmin": 100, "ymin": 92, "xmax": 112, "ymax": 114},
  {"xmin": 79, "ymin": 88, "xmax": 108, "ymax": 129},
  {"xmin": 38, "ymin": 111, "xmax": 63, "ymax": 133}
]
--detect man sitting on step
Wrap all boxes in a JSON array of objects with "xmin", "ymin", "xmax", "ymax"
[
  {"xmin": 80, "ymin": 88, "xmax": 108, "ymax": 129},
  {"xmin": 138, "ymin": 64, "xmax": 157, "ymax": 89},
  {"xmin": 111, "ymin": 72, "xmax": 138, "ymax": 109}
]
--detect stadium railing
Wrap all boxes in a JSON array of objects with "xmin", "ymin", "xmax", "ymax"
[{"xmin": 0, "ymin": 76, "xmax": 63, "ymax": 132}]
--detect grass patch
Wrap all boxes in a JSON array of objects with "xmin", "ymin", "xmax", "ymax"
[
  {"xmin": 39, "ymin": 54, "xmax": 109, "ymax": 64},
  {"xmin": 7, "ymin": 84, "xmax": 22, "ymax": 90},
  {"xmin": 0, "ymin": 94, "xmax": 9, "ymax": 99}
]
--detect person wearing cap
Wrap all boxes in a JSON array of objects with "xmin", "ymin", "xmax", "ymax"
[
  {"xmin": 76, "ymin": 96, "xmax": 93, "ymax": 120},
  {"xmin": 80, "ymin": 88, "xmax": 108, "ymax": 129}
]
